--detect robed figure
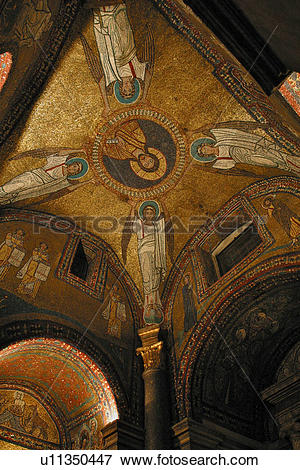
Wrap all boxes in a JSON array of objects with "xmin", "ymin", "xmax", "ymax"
[
  {"xmin": 122, "ymin": 199, "xmax": 173, "ymax": 324},
  {"xmin": 182, "ymin": 273, "xmax": 197, "ymax": 332},
  {"xmin": 190, "ymin": 121, "xmax": 300, "ymax": 175},
  {"xmin": 81, "ymin": 1, "xmax": 154, "ymax": 115},
  {"xmin": 0, "ymin": 230, "xmax": 26, "ymax": 281}
]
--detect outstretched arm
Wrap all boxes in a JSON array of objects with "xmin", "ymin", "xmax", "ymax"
[
  {"xmin": 9, "ymin": 147, "xmax": 86, "ymax": 161},
  {"xmin": 121, "ymin": 200, "xmax": 138, "ymax": 265},
  {"xmin": 99, "ymin": 77, "xmax": 111, "ymax": 117},
  {"xmin": 160, "ymin": 197, "xmax": 170, "ymax": 222},
  {"xmin": 138, "ymin": 25, "xmax": 154, "ymax": 103},
  {"xmin": 141, "ymin": 67, "xmax": 153, "ymax": 103},
  {"xmin": 128, "ymin": 199, "xmax": 138, "ymax": 218},
  {"xmin": 59, "ymin": 148, "xmax": 87, "ymax": 157},
  {"xmin": 185, "ymin": 120, "xmax": 268, "ymax": 138},
  {"xmin": 160, "ymin": 198, "xmax": 174, "ymax": 263}
]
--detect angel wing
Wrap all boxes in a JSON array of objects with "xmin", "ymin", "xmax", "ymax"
[
  {"xmin": 8, "ymin": 147, "xmax": 74, "ymax": 161},
  {"xmin": 80, "ymin": 33, "xmax": 104, "ymax": 85},
  {"xmin": 165, "ymin": 217, "xmax": 174, "ymax": 265},
  {"xmin": 136, "ymin": 24, "xmax": 155, "ymax": 70},
  {"xmin": 121, "ymin": 216, "xmax": 134, "ymax": 265},
  {"xmin": 21, "ymin": 179, "xmax": 94, "ymax": 209},
  {"xmin": 189, "ymin": 120, "xmax": 268, "ymax": 139}
]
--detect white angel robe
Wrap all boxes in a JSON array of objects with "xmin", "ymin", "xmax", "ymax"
[
  {"xmin": 0, "ymin": 153, "xmax": 71, "ymax": 202},
  {"xmin": 133, "ymin": 216, "xmax": 166, "ymax": 324},
  {"xmin": 210, "ymin": 128, "xmax": 300, "ymax": 174},
  {"xmin": 93, "ymin": 4, "xmax": 146, "ymax": 87}
]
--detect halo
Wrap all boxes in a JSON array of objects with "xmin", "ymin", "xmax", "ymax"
[
  {"xmin": 190, "ymin": 137, "xmax": 217, "ymax": 162},
  {"xmin": 139, "ymin": 200, "xmax": 160, "ymax": 219},
  {"xmin": 67, "ymin": 157, "xmax": 89, "ymax": 179},
  {"xmin": 114, "ymin": 78, "xmax": 140, "ymax": 104},
  {"xmin": 130, "ymin": 147, "xmax": 167, "ymax": 181},
  {"xmin": 261, "ymin": 194, "xmax": 276, "ymax": 209}
]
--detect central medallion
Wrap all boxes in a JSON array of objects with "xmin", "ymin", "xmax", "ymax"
[{"xmin": 91, "ymin": 108, "xmax": 187, "ymax": 198}]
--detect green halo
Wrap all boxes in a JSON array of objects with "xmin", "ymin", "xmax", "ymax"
[
  {"xmin": 66, "ymin": 158, "xmax": 89, "ymax": 179},
  {"xmin": 139, "ymin": 200, "xmax": 160, "ymax": 219},
  {"xmin": 190, "ymin": 138, "xmax": 217, "ymax": 162}
]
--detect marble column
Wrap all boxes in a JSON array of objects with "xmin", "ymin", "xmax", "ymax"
[{"xmin": 137, "ymin": 325, "xmax": 170, "ymax": 449}]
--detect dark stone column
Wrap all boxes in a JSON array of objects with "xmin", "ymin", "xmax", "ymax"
[{"xmin": 137, "ymin": 325, "xmax": 170, "ymax": 449}]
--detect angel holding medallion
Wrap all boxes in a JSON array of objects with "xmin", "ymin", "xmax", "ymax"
[
  {"xmin": 188, "ymin": 120, "xmax": 300, "ymax": 175},
  {"xmin": 81, "ymin": 1, "xmax": 154, "ymax": 116},
  {"xmin": 0, "ymin": 147, "xmax": 91, "ymax": 205},
  {"xmin": 122, "ymin": 198, "xmax": 174, "ymax": 325}
]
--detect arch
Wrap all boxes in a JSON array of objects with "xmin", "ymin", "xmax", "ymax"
[
  {"xmin": 0, "ymin": 336, "xmax": 121, "ymax": 449},
  {"xmin": 161, "ymin": 176, "xmax": 300, "ymax": 423},
  {"xmin": 177, "ymin": 262, "xmax": 300, "ymax": 440},
  {"xmin": 0, "ymin": 320, "xmax": 134, "ymax": 424},
  {"xmin": 0, "ymin": 207, "xmax": 143, "ymax": 325},
  {"xmin": 162, "ymin": 176, "xmax": 300, "ymax": 321}
]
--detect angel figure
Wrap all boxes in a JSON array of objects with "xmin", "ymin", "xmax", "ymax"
[
  {"xmin": 188, "ymin": 121, "xmax": 300, "ymax": 175},
  {"xmin": 122, "ymin": 199, "xmax": 173, "ymax": 325},
  {"xmin": 81, "ymin": 1, "xmax": 154, "ymax": 116},
  {"xmin": 0, "ymin": 147, "xmax": 90, "ymax": 205}
]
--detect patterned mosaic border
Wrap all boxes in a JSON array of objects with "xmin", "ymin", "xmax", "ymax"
[
  {"xmin": 55, "ymin": 234, "xmax": 108, "ymax": 302},
  {"xmin": 90, "ymin": 106, "xmax": 188, "ymax": 199},
  {"xmin": 0, "ymin": 338, "xmax": 119, "ymax": 425},
  {"xmin": 0, "ymin": 314, "xmax": 144, "ymax": 426},
  {"xmin": 188, "ymin": 197, "xmax": 273, "ymax": 303},
  {"xmin": 178, "ymin": 254, "xmax": 300, "ymax": 419},
  {"xmin": 0, "ymin": 424, "xmax": 59, "ymax": 450},
  {"xmin": 0, "ymin": 209, "xmax": 143, "ymax": 326},
  {"xmin": 162, "ymin": 176, "xmax": 300, "ymax": 321},
  {"xmin": 161, "ymin": 176, "xmax": 300, "ymax": 419},
  {"xmin": 279, "ymin": 73, "xmax": 300, "ymax": 117}
]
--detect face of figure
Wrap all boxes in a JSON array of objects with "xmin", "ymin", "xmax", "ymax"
[
  {"xmin": 198, "ymin": 144, "xmax": 217, "ymax": 156},
  {"xmin": 16, "ymin": 229, "xmax": 25, "ymax": 238},
  {"xmin": 120, "ymin": 76, "xmax": 135, "ymax": 99},
  {"xmin": 184, "ymin": 274, "xmax": 190, "ymax": 285},
  {"xmin": 263, "ymin": 197, "xmax": 274, "ymax": 208},
  {"xmin": 15, "ymin": 391, "xmax": 23, "ymax": 401},
  {"xmin": 143, "ymin": 207, "xmax": 156, "ymax": 221},
  {"xmin": 139, "ymin": 154, "xmax": 156, "ymax": 170},
  {"xmin": 40, "ymin": 243, "xmax": 48, "ymax": 251},
  {"xmin": 67, "ymin": 162, "xmax": 83, "ymax": 176}
]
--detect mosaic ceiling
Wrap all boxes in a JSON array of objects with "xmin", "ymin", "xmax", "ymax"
[
  {"xmin": 0, "ymin": 1, "xmax": 299, "ymax": 438},
  {"xmin": 0, "ymin": 338, "xmax": 117, "ymax": 448}
]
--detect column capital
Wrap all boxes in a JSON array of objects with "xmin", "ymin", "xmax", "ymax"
[{"xmin": 137, "ymin": 325, "xmax": 164, "ymax": 371}]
